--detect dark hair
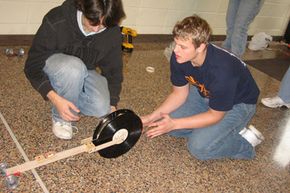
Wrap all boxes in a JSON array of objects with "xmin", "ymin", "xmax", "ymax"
[
  {"xmin": 75, "ymin": 0, "xmax": 126, "ymax": 27},
  {"xmin": 173, "ymin": 14, "xmax": 212, "ymax": 48}
]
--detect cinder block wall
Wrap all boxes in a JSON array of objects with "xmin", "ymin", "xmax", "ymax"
[{"xmin": 0, "ymin": 0, "xmax": 289, "ymax": 36}]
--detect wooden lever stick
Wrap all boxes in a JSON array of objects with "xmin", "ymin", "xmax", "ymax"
[
  {"xmin": 6, "ymin": 135, "xmax": 124, "ymax": 176},
  {"xmin": 6, "ymin": 144, "xmax": 86, "ymax": 175}
]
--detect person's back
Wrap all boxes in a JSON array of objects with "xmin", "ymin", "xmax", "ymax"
[
  {"xmin": 197, "ymin": 44, "xmax": 259, "ymax": 109},
  {"xmin": 170, "ymin": 42, "xmax": 259, "ymax": 112}
]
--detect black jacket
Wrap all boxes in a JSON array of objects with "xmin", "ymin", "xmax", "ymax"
[{"xmin": 24, "ymin": 0, "xmax": 123, "ymax": 106}]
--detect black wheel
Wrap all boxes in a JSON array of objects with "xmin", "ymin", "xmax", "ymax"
[{"xmin": 92, "ymin": 109, "xmax": 142, "ymax": 158}]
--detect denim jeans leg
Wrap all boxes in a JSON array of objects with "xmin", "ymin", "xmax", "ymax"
[
  {"xmin": 278, "ymin": 66, "xmax": 290, "ymax": 103},
  {"xmin": 230, "ymin": 0, "xmax": 264, "ymax": 57},
  {"xmin": 169, "ymin": 86, "xmax": 209, "ymax": 137},
  {"xmin": 44, "ymin": 53, "xmax": 88, "ymax": 122},
  {"xmin": 187, "ymin": 103, "xmax": 256, "ymax": 160},
  {"xmin": 222, "ymin": 0, "xmax": 240, "ymax": 50},
  {"xmin": 78, "ymin": 70, "xmax": 110, "ymax": 117}
]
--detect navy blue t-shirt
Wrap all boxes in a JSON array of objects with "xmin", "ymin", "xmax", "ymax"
[{"xmin": 170, "ymin": 43, "xmax": 260, "ymax": 111}]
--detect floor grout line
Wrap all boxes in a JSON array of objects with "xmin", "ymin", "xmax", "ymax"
[{"xmin": 0, "ymin": 111, "xmax": 50, "ymax": 193}]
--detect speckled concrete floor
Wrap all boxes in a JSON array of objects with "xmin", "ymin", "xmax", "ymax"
[{"xmin": 0, "ymin": 42, "xmax": 290, "ymax": 193}]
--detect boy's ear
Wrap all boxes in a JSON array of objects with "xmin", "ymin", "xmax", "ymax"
[{"xmin": 196, "ymin": 43, "xmax": 207, "ymax": 53}]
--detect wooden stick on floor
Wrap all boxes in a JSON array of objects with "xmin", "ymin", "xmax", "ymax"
[{"xmin": 6, "ymin": 140, "xmax": 118, "ymax": 175}]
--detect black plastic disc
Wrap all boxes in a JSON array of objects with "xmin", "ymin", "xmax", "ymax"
[{"xmin": 92, "ymin": 109, "xmax": 142, "ymax": 158}]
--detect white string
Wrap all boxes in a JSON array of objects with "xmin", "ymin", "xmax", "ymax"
[{"xmin": 0, "ymin": 111, "xmax": 50, "ymax": 193}]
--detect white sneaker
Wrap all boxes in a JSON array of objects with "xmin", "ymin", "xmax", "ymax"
[
  {"xmin": 261, "ymin": 96, "xmax": 290, "ymax": 108},
  {"xmin": 52, "ymin": 121, "xmax": 75, "ymax": 140},
  {"xmin": 239, "ymin": 125, "xmax": 264, "ymax": 147}
]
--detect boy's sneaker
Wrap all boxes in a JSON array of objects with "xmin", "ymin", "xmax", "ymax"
[
  {"xmin": 52, "ymin": 121, "xmax": 76, "ymax": 140},
  {"xmin": 239, "ymin": 125, "xmax": 264, "ymax": 147},
  {"xmin": 261, "ymin": 96, "xmax": 290, "ymax": 108}
]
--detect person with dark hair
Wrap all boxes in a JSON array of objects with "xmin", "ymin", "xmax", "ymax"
[
  {"xmin": 142, "ymin": 15, "xmax": 264, "ymax": 160},
  {"xmin": 24, "ymin": 0, "xmax": 126, "ymax": 140}
]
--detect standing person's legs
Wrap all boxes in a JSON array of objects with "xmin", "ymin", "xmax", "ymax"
[
  {"xmin": 261, "ymin": 66, "xmax": 290, "ymax": 108},
  {"xmin": 222, "ymin": 0, "xmax": 241, "ymax": 51},
  {"xmin": 278, "ymin": 66, "xmax": 290, "ymax": 103},
  {"xmin": 229, "ymin": 0, "xmax": 264, "ymax": 57}
]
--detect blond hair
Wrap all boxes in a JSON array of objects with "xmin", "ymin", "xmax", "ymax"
[{"xmin": 173, "ymin": 15, "xmax": 212, "ymax": 48}]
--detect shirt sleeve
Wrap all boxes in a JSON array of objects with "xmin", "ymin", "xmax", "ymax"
[
  {"xmin": 24, "ymin": 16, "xmax": 57, "ymax": 100},
  {"xmin": 99, "ymin": 35, "xmax": 123, "ymax": 106},
  {"xmin": 170, "ymin": 53, "xmax": 188, "ymax": 87}
]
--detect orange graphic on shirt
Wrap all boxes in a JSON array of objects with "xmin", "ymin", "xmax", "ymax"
[{"xmin": 185, "ymin": 76, "xmax": 210, "ymax": 97}]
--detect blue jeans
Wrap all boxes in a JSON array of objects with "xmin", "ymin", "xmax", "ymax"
[
  {"xmin": 169, "ymin": 86, "xmax": 256, "ymax": 160},
  {"xmin": 43, "ymin": 53, "xmax": 110, "ymax": 123},
  {"xmin": 278, "ymin": 66, "xmax": 290, "ymax": 103},
  {"xmin": 222, "ymin": 0, "xmax": 264, "ymax": 57}
]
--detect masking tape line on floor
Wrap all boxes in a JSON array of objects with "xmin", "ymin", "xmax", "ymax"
[{"xmin": 0, "ymin": 111, "xmax": 49, "ymax": 193}]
